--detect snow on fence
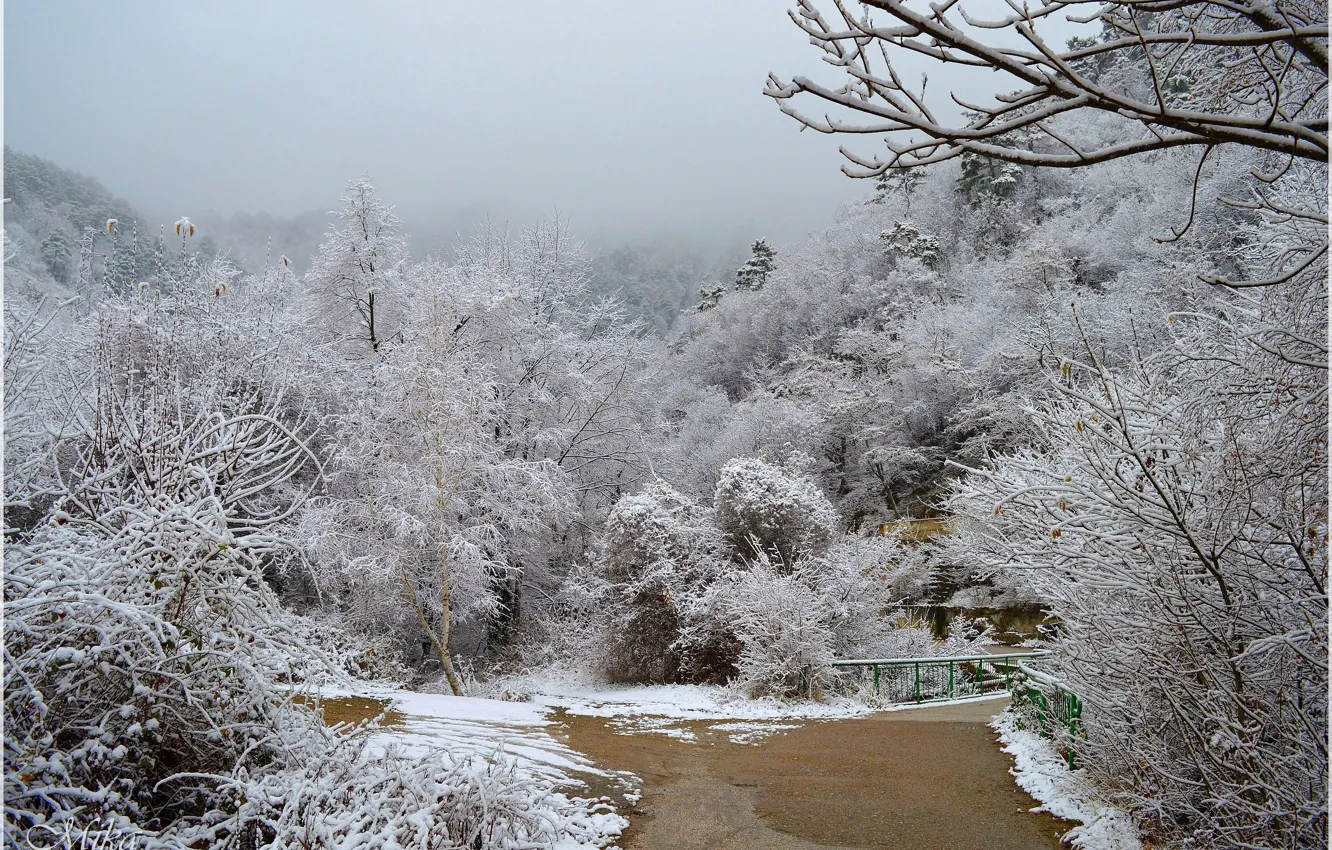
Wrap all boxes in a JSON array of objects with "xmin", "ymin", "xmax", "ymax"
[
  {"xmin": 1014, "ymin": 662, "xmax": 1087, "ymax": 769},
  {"xmin": 831, "ymin": 650, "xmax": 1050, "ymax": 704}
]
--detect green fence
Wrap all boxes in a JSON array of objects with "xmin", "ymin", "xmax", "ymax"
[
  {"xmin": 830, "ymin": 651, "xmax": 1050, "ymax": 705},
  {"xmin": 1015, "ymin": 663, "xmax": 1086, "ymax": 769},
  {"xmin": 831, "ymin": 650, "xmax": 1086, "ymax": 769}
]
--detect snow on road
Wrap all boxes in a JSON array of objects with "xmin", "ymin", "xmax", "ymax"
[
  {"xmin": 992, "ymin": 711, "xmax": 1142, "ymax": 850},
  {"xmin": 317, "ymin": 677, "xmax": 1138, "ymax": 849},
  {"xmin": 496, "ymin": 667, "xmax": 874, "ymax": 744},
  {"xmin": 319, "ymin": 683, "xmax": 635, "ymax": 848}
]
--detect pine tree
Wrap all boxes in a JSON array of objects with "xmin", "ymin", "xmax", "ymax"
[
  {"xmin": 871, "ymin": 168, "xmax": 923, "ymax": 209},
  {"xmin": 695, "ymin": 284, "xmax": 725, "ymax": 312},
  {"xmin": 39, "ymin": 230, "xmax": 72, "ymax": 283},
  {"xmin": 734, "ymin": 238, "xmax": 776, "ymax": 292}
]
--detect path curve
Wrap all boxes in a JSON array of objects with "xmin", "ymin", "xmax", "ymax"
[{"xmin": 558, "ymin": 698, "xmax": 1074, "ymax": 850}]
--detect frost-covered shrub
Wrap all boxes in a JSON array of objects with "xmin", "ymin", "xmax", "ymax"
[
  {"xmin": 713, "ymin": 456, "xmax": 839, "ymax": 565},
  {"xmin": 596, "ymin": 481, "xmax": 729, "ymax": 683},
  {"xmin": 3, "ymin": 513, "xmax": 318, "ymax": 839},
  {"xmin": 708, "ymin": 532, "xmax": 954, "ymax": 697},
  {"xmin": 823, "ymin": 533, "xmax": 932, "ymax": 604},
  {"xmin": 4, "ymin": 518, "xmax": 620, "ymax": 848},
  {"xmin": 185, "ymin": 735, "xmax": 623, "ymax": 850},
  {"xmin": 715, "ymin": 560, "xmax": 836, "ymax": 697},
  {"xmin": 4, "ymin": 286, "xmax": 339, "ymax": 837},
  {"xmin": 4, "ymin": 362, "xmax": 607, "ymax": 849},
  {"xmin": 599, "ymin": 480, "xmax": 724, "ymax": 585}
]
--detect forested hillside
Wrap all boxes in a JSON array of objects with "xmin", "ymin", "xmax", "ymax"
[{"xmin": 4, "ymin": 0, "xmax": 1325, "ymax": 847}]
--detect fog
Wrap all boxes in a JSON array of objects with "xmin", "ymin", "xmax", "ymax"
[
  {"xmin": 5, "ymin": 1, "xmax": 1085, "ymax": 253},
  {"xmin": 5, "ymin": 2, "xmax": 836, "ymax": 250}
]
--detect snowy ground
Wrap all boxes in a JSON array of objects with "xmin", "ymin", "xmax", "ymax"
[
  {"xmin": 992, "ymin": 710, "xmax": 1142, "ymax": 850},
  {"xmin": 489, "ymin": 667, "xmax": 875, "ymax": 744},
  {"xmin": 316, "ymin": 674, "xmax": 1131, "ymax": 850},
  {"xmin": 318, "ymin": 683, "xmax": 635, "ymax": 848}
]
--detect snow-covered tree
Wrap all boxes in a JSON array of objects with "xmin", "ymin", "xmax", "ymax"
[
  {"xmin": 299, "ymin": 283, "xmax": 567, "ymax": 693},
  {"xmin": 713, "ymin": 455, "xmax": 839, "ymax": 565},
  {"xmin": 305, "ymin": 178, "xmax": 408, "ymax": 356},
  {"xmin": 871, "ymin": 167, "xmax": 923, "ymax": 208},
  {"xmin": 946, "ymin": 152, "xmax": 1327, "ymax": 842},
  {"xmin": 595, "ymin": 480, "xmax": 728, "ymax": 683},
  {"xmin": 695, "ymin": 283, "xmax": 725, "ymax": 311},
  {"xmin": 767, "ymin": 0, "xmax": 1325, "ymax": 174},
  {"xmin": 734, "ymin": 238, "xmax": 777, "ymax": 292},
  {"xmin": 879, "ymin": 220, "xmax": 941, "ymax": 269}
]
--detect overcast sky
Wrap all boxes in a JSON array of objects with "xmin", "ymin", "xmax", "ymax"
[{"xmin": 5, "ymin": 1, "xmax": 1082, "ymax": 250}]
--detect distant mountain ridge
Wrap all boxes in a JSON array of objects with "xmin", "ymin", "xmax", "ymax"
[{"xmin": 2, "ymin": 148, "xmax": 331, "ymax": 303}]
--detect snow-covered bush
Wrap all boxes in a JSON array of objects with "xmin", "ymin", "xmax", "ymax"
[
  {"xmin": 178, "ymin": 734, "xmax": 623, "ymax": 849},
  {"xmin": 595, "ymin": 481, "xmax": 729, "ymax": 683},
  {"xmin": 4, "ymin": 515, "xmax": 619, "ymax": 848},
  {"xmin": 3, "ymin": 280, "xmax": 335, "ymax": 838},
  {"xmin": 714, "ymin": 558, "xmax": 836, "ymax": 697},
  {"xmin": 3, "ymin": 516, "xmax": 314, "ymax": 840},
  {"xmin": 3, "ymin": 296, "xmax": 73, "ymax": 528},
  {"xmin": 3, "ymin": 272, "xmax": 618, "ymax": 848},
  {"xmin": 823, "ymin": 533, "xmax": 932, "ymax": 605},
  {"xmin": 708, "ymin": 532, "xmax": 949, "ymax": 697},
  {"xmin": 713, "ymin": 456, "xmax": 839, "ymax": 565}
]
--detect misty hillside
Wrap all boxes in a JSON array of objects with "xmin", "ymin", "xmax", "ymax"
[
  {"xmin": 4, "ymin": 147, "xmax": 746, "ymax": 336},
  {"xmin": 3, "ymin": 147, "xmax": 145, "ymax": 300}
]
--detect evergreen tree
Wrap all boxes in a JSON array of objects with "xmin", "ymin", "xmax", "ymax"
[
  {"xmin": 734, "ymin": 238, "xmax": 776, "ymax": 292},
  {"xmin": 871, "ymin": 168, "xmax": 923, "ymax": 209},
  {"xmin": 39, "ymin": 230, "xmax": 72, "ymax": 283},
  {"xmin": 695, "ymin": 284, "xmax": 725, "ymax": 311}
]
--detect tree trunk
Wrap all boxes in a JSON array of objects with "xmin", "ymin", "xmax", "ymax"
[
  {"xmin": 398, "ymin": 555, "xmax": 463, "ymax": 696},
  {"xmin": 434, "ymin": 549, "xmax": 463, "ymax": 696}
]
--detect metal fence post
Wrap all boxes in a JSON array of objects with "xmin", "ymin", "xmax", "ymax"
[
  {"xmin": 948, "ymin": 661, "xmax": 954, "ymax": 698},
  {"xmin": 914, "ymin": 661, "xmax": 921, "ymax": 703},
  {"xmin": 1066, "ymin": 691, "xmax": 1082, "ymax": 770}
]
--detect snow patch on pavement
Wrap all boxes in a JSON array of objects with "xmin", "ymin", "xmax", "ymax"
[
  {"xmin": 320, "ymin": 683, "xmax": 637, "ymax": 848},
  {"xmin": 482, "ymin": 668, "xmax": 873, "ymax": 745},
  {"xmin": 507, "ymin": 667, "xmax": 873, "ymax": 722},
  {"xmin": 709, "ymin": 721, "xmax": 804, "ymax": 745},
  {"xmin": 992, "ymin": 710, "xmax": 1142, "ymax": 850}
]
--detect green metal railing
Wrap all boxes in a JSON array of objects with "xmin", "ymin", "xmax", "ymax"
[
  {"xmin": 831, "ymin": 650, "xmax": 1051, "ymax": 705},
  {"xmin": 1015, "ymin": 663, "xmax": 1086, "ymax": 769},
  {"xmin": 831, "ymin": 650, "xmax": 1087, "ymax": 768}
]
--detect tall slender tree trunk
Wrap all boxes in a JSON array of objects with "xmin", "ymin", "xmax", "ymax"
[
  {"xmin": 399, "ymin": 553, "xmax": 463, "ymax": 696},
  {"xmin": 431, "ymin": 549, "xmax": 463, "ymax": 695},
  {"xmin": 368, "ymin": 291, "xmax": 379, "ymax": 352}
]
